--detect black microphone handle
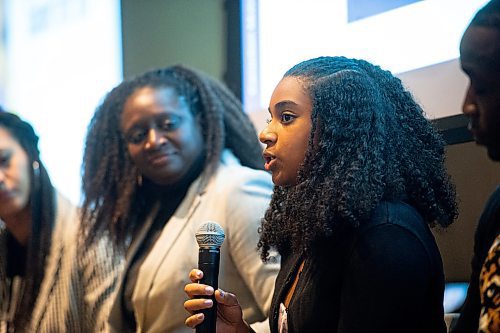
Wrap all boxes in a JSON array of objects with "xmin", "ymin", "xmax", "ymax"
[{"xmin": 196, "ymin": 248, "xmax": 221, "ymax": 333}]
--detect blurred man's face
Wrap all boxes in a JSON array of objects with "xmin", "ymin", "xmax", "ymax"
[{"xmin": 460, "ymin": 25, "xmax": 500, "ymax": 161}]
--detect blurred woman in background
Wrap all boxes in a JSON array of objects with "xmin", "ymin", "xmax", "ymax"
[
  {"xmin": 81, "ymin": 65, "xmax": 279, "ymax": 332},
  {"xmin": 0, "ymin": 109, "xmax": 119, "ymax": 332}
]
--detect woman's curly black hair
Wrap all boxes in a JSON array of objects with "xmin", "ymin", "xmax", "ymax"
[
  {"xmin": 258, "ymin": 56, "xmax": 458, "ymax": 260},
  {"xmin": 81, "ymin": 65, "xmax": 263, "ymax": 245},
  {"xmin": 0, "ymin": 110, "xmax": 55, "ymax": 330}
]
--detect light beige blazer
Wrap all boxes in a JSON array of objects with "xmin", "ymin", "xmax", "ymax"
[
  {"xmin": 109, "ymin": 151, "xmax": 280, "ymax": 333},
  {"xmin": 0, "ymin": 193, "xmax": 123, "ymax": 333}
]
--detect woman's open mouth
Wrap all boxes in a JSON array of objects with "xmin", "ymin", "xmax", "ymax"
[{"xmin": 263, "ymin": 152, "xmax": 276, "ymax": 171}]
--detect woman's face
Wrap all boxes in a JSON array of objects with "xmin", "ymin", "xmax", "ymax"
[
  {"xmin": 121, "ymin": 86, "xmax": 204, "ymax": 186},
  {"xmin": 259, "ymin": 76, "xmax": 313, "ymax": 186},
  {"xmin": 0, "ymin": 127, "xmax": 31, "ymax": 220}
]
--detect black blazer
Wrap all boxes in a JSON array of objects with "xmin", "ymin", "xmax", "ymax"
[{"xmin": 270, "ymin": 201, "xmax": 447, "ymax": 333}]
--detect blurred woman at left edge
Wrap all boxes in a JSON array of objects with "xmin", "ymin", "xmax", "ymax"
[{"xmin": 0, "ymin": 109, "xmax": 121, "ymax": 332}]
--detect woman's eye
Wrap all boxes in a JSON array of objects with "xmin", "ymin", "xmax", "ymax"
[
  {"xmin": 0, "ymin": 152, "xmax": 11, "ymax": 166},
  {"xmin": 160, "ymin": 117, "xmax": 180, "ymax": 131},
  {"xmin": 126, "ymin": 129, "xmax": 147, "ymax": 144},
  {"xmin": 280, "ymin": 113, "xmax": 295, "ymax": 124}
]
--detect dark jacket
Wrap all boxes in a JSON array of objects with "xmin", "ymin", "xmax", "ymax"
[
  {"xmin": 452, "ymin": 186, "xmax": 500, "ymax": 333},
  {"xmin": 270, "ymin": 200, "xmax": 447, "ymax": 333}
]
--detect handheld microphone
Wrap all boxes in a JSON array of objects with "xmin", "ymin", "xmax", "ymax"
[{"xmin": 195, "ymin": 221, "xmax": 225, "ymax": 333}]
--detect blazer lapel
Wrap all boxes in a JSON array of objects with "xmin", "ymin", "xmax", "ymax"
[
  {"xmin": 270, "ymin": 250, "xmax": 303, "ymax": 332},
  {"xmin": 30, "ymin": 218, "xmax": 66, "ymax": 332},
  {"xmin": 132, "ymin": 176, "xmax": 205, "ymax": 328},
  {"xmin": 109, "ymin": 173, "xmax": 208, "ymax": 331},
  {"xmin": 107, "ymin": 202, "xmax": 160, "ymax": 332}
]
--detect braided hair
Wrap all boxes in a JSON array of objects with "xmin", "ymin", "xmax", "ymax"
[
  {"xmin": 0, "ymin": 109, "xmax": 55, "ymax": 330},
  {"xmin": 81, "ymin": 65, "xmax": 263, "ymax": 244},
  {"xmin": 258, "ymin": 56, "xmax": 458, "ymax": 260}
]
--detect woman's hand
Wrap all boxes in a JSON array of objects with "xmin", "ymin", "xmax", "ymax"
[{"xmin": 184, "ymin": 269, "xmax": 250, "ymax": 333}]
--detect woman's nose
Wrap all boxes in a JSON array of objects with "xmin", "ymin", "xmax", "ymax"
[
  {"xmin": 259, "ymin": 125, "xmax": 277, "ymax": 146},
  {"xmin": 144, "ymin": 128, "xmax": 167, "ymax": 149}
]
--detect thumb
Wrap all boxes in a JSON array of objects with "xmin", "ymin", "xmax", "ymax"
[{"xmin": 214, "ymin": 289, "xmax": 239, "ymax": 307}]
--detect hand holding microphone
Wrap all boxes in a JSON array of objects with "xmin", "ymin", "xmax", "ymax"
[
  {"xmin": 184, "ymin": 221, "xmax": 250, "ymax": 333},
  {"xmin": 195, "ymin": 221, "xmax": 225, "ymax": 333}
]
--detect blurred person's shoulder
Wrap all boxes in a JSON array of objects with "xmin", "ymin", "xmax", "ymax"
[{"xmin": 215, "ymin": 149, "xmax": 273, "ymax": 194}]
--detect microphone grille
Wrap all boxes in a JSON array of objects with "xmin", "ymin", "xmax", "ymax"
[{"xmin": 195, "ymin": 221, "xmax": 225, "ymax": 248}]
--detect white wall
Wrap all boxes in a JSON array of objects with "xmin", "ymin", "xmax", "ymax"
[{"xmin": 3, "ymin": 0, "xmax": 122, "ymax": 204}]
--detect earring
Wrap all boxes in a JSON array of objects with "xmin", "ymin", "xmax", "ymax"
[
  {"xmin": 137, "ymin": 173, "xmax": 143, "ymax": 187},
  {"xmin": 33, "ymin": 161, "xmax": 40, "ymax": 178}
]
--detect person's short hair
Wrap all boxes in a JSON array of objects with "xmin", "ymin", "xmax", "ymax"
[{"xmin": 470, "ymin": 0, "xmax": 500, "ymax": 29}]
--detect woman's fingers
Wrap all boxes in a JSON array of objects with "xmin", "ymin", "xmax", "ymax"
[
  {"xmin": 185, "ymin": 313, "xmax": 204, "ymax": 329},
  {"xmin": 184, "ymin": 283, "xmax": 214, "ymax": 299},
  {"xmin": 188, "ymin": 269, "xmax": 203, "ymax": 282},
  {"xmin": 184, "ymin": 298, "xmax": 213, "ymax": 314}
]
